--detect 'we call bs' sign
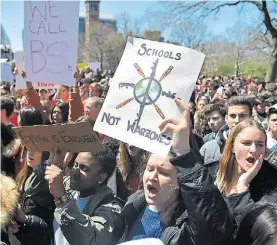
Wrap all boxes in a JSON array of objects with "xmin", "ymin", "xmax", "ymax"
[{"xmin": 24, "ymin": 1, "xmax": 79, "ymax": 86}]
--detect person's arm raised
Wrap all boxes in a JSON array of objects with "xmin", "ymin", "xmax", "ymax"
[
  {"xmin": 68, "ymin": 69, "xmax": 84, "ymax": 122},
  {"xmin": 22, "ymin": 71, "xmax": 47, "ymax": 122},
  {"xmin": 159, "ymin": 98, "xmax": 233, "ymax": 245}
]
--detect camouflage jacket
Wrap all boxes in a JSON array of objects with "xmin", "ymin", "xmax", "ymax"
[{"xmin": 54, "ymin": 177, "xmax": 125, "ymax": 245}]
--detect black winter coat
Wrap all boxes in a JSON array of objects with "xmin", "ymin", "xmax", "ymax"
[
  {"xmin": 121, "ymin": 150, "xmax": 233, "ymax": 245},
  {"xmin": 207, "ymin": 160, "xmax": 277, "ymax": 239},
  {"xmin": 15, "ymin": 163, "xmax": 55, "ymax": 245}
]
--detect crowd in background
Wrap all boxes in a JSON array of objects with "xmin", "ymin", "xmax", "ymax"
[{"xmin": 1, "ymin": 66, "xmax": 277, "ymax": 245}]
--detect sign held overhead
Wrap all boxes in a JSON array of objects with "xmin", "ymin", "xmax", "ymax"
[
  {"xmin": 23, "ymin": 1, "xmax": 79, "ymax": 86},
  {"xmin": 13, "ymin": 122, "xmax": 105, "ymax": 153},
  {"xmin": 94, "ymin": 37, "xmax": 205, "ymax": 156}
]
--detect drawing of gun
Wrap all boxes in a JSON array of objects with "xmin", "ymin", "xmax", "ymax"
[
  {"xmin": 161, "ymin": 91, "xmax": 176, "ymax": 99},
  {"xmin": 119, "ymin": 83, "xmax": 135, "ymax": 89}
]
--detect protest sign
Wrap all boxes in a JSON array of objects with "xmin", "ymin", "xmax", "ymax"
[
  {"xmin": 94, "ymin": 37, "xmax": 205, "ymax": 156},
  {"xmin": 77, "ymin": 63, "xmax": 87, "ymax": 69},
  {"xmin": 15, "ymin": 51, "xmax": 59, "ymax": 89},
  {"xmin": 88, "ymin": 62, "xmax": 101, "ymax": 73},
  {"xmin": 14, "ymin": 51, "xmax": 25, "ymax": 87},
  {"xmin": 24, "ymin": 1, "xmax": 79, "ymax": 86},
  {"xmin": 1, "ymin": 62, "xmax": 13, "ymax": 82},
  {"xmin": 13, "ymin": 122, "xmax": 105, "ymax": 153}
]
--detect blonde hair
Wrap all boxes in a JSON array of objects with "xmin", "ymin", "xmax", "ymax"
[
  {"xmin": 216, "ymin": 119, "xmax": 266, "ymax": 195},
  {"xmin": 0, "ymin": 174, "xmax": 19, "ymax": 227}
]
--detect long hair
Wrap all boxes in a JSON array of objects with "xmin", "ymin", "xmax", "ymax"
[
  {"xmin": 19, "ymin": 106, "xmax": 43, "ymax": 126},
  {"xmin": 216, "ymin": 119, "xmax": 266, "ymax": 195},
  {"xmin": 16, "ymin": 151, "xmax": 50, "ymax": 190},
  {"xmin": 51, "ymin": 101, "xmax": 69, "ymax": 123},
  {"xmin": 118, "ymin": 142, "xmax": 148, "ymax": 181}
]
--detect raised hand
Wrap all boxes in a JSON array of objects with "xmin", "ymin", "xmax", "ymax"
[
  {"xmin": 45, "ymin": 164, "xmax": 65, "ymax": 200},
  {"xmin": 236, "ymin": 154, "xmax": 263, "ymax": 193},
  {"xmin": 48, "ymin": 147, "xmax": 66, "ymax": 169},
  {"xmin": 158, "ymin": 98, "xmax": 190, "ymax": 155}
]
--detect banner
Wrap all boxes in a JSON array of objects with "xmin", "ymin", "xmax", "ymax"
[
  {"xmin": 15, "ymin": 51, "xmax": 59, "ymax": 89},
  {"xmin": 13, "ymin": 122, "xmax": 105, "ymax": 153},
  {"xmin": 94, "ymin": 37, "xmax": 205, "ymax": 156},
  {"xmin": 24, "ymin": 1, "xmax": 79, "ymax": 86},
  {"xmin": 1, "ymin": 62, "xmax": 13, "ymax": 82}
]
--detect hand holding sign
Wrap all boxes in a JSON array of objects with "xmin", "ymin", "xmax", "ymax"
[
  {"xmin": 158, "ymin": 98, "xmax": 190, "ymax": 156},
  {"xmin": 48, "ymin": 147, "xmax": 66, "ymax": 169},
  {"xmin": 45, "ymin": 164, "xmax": 66, "ymax": 200}
]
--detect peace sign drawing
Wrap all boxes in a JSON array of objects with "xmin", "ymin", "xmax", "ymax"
[{"xmin": 116, "ymin": 59, "xmax": 175, "ymax": 126}]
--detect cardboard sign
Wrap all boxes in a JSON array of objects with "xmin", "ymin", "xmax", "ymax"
[
  {"xmin": 88, "ymin": 62, "xmax": 101, "ymax": 73},
  {"xmin": 13, "ymin": 122, "xmax": 105, "ymax": 153},
  {"xmin": 15, "ymin": 51, "xmax": 59, "ymax": 89},
  {"xmin": 24, "ymin": 1, "xmax": 79, "ymax": 86},
  {"xmin": 94, "ymin": 37, "xmax": 205, "ymax": 156},
  {"xmin": 1, "ymin": 62, "xmax": 13, "ymax": 82}
]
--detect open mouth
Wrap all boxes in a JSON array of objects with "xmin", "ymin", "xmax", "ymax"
[
  {"xmin": 146, "ymin": 184, "xmax": 158, "ymax": 197},
  {"xmin": 246, "ymin": 157, "xmax": 255, "ymax": 164}
]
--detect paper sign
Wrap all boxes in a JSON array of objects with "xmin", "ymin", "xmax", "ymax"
[
  {"xmin": 1, "ymin": 62, "xmax": 13, "ymax": 82},
  {"xmin": 77, "ymin": 63, "xmax": 87, "ymax": 69},
  {"xmin": 94, "ymin": 37, "xmax": 205, "ymax": 156},
  {"xmin": 88, "ymin": 62, "xmax": 101, "ymax": 73},
  {"xmin": 14, "ymin": 51, "xmax": 25, "ymax": 87},
  {"xmin": 13, "ymin": 122, "xmax": 105, "ymax": 153},
  {"xmin": 24, "ymin": 1, "xmax": 79, "ymax": 86},
  {"xmin": 15, "ymin": 51, "xmax": 59, "ymax": 89}
]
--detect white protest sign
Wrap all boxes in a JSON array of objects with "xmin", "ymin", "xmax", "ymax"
[
  {"xmin": 15, "ymin": 51, "xmax": 59, "ymax": 89},
  {"xmin": 24, "ymin": 1, "xmax": 79, "ymax": 86},
  {"xmin": 94, "ymin": 37, "xmax": 205, "ymax": 156},
  {"xmin": 1, "ymin": 62, "xmax": 13, "ymax": 82},
  {"xmin": 88, "ymin": 62, "xmax": 101, "ymax": 73}
]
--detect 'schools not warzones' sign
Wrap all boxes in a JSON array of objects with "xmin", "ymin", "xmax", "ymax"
[{"xmin": 94, "ymin": 37, "xmax": 205, "ymax": 156}]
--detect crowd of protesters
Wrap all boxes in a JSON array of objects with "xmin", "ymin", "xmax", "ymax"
[{"xmin": 1, "ymin": 66, "xmax": 277, "ymax": 245}]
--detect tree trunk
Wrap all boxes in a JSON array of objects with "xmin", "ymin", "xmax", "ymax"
[
  {"xmin": 265, "ymin": 37, "xmax": 277, "ymax": 83},
  {"xmin": 235, "ymin": 53, "xmax": 240, "ymax": 77}
]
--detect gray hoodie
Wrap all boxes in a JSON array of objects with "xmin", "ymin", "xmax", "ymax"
[{"xmin": 200, "ymin": 124, "xmax": 229, "ymax": 165}]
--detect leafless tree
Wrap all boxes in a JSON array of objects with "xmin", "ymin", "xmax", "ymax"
[
  {"xmin": 170, "ymin": 21, "xmax": 208, "ymax": 50},
  {"xmin": 163, "ymin": 1, "xmax": 277, "ymax": 82},
  {"xmin": 79, "ymin": 22, "xmax": 125, "ymax": 71}
]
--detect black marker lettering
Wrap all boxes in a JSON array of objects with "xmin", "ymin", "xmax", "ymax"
[
  {"xmin": 138, "ymin": 43, "xmax": 147, "ymax": 56},
  {"xmin": 146, "ymin": 48, "xmax": 152, "ymax": 56},
  {"xmin": 164, "ymin": 51, "xmax": 169, "ymax": 58},
  {"xmin": 58, "ymin": 131, "xmax": 70, "ymax": 144},
  {"xmin": 127, "ymin": 120, "xmax": 136, "ymax": 133},
  {"xmin": 175, "ymin": 53, "xmax": 182, "ymax": 60},
  {"xmin": 158, "ymin": 50, "xmax": 164, "ymax": 57}
]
